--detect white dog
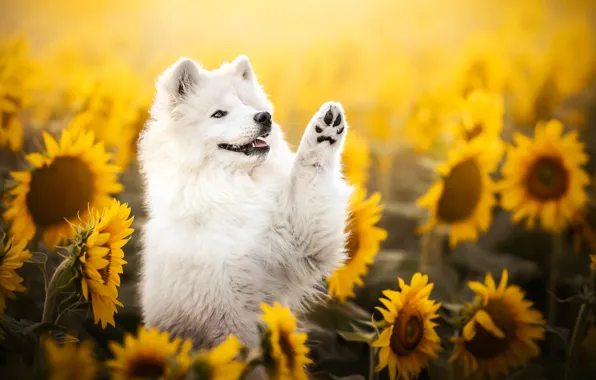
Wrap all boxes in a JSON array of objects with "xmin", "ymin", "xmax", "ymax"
[{"xmin": 137, "ymin": 55, "xmax": 352, "ymax": 349}]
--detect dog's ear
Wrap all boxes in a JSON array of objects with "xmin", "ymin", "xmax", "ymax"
[
  {"xmin": 231, "ymin": 55, "xmax": 254, "ymax": 81},
  {"xmin": 156, "ymin": 57, "xmax": 201, "ymax": 107}
]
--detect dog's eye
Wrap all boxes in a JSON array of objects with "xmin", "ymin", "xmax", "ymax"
[{"xmin": 211, "ymin": 110, "xmax": 228, "ymax": 118}]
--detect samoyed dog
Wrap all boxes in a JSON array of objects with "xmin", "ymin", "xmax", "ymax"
[{"xmin": 138, "ymin": 55, "xmax": 352, "ymax": 349}]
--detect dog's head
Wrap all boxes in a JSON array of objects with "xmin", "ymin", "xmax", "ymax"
[{"xmin": 150, "ymin": 55, "xmax": 280, "ymax": 170}]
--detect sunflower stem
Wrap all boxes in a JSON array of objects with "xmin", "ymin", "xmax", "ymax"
[
  {"xmin": 41, "ymin": 258, "xmax": 73, "ymax": 324},
  {"xmin": 547, "ymin": 232, "xmax": 563, "ymax": 326},
  {"xmin": 419, "ymin": 228, "xmax": 433, "ymax": 273},
  {"xmin": 376, "ymin": 154, "xmax": 393, "ymax": 204},
  {"xmin": 368, "ymin": 344, "xmax": 375, "ymax": 380},
  {"xmin": 564, "ymin": 302, "xmax": 589, "ymax": 380}
]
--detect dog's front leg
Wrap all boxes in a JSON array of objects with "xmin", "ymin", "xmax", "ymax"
[{"xmin": 269, "ymin": 102, "xmax": 352, "ymax": 307}]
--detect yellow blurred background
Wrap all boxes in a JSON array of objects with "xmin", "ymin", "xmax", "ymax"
[{"xmin": 2, "ymin": 0, "xmax": 596, "ymax": 187}]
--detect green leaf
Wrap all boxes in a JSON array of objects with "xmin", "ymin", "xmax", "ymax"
[
  {"xmin": 26, "ymin": 251, "xmax": 48, "ymax": 265},
  {"xmin": 19, "ymin": 322, "xmax": 68, "ymax": 337},
  {"xmin": 353, "ymin": 318, "xmax": 387, "ymax": 331},
  {"xmin": 51, "ymin": 331, "xmax": 79, "ymax": 344},
  {"xmin": 534, "ymin": 323, "xmax": 569, "ymax": 350},
  {"xmin": 348, "ymin": 322, "xmax": 373, "ymax": 336},
  {"xmin": 439, "ymin": 309, "xmax": 465, "ymax": 328},
  {"xmin": 441, "ymin": 302, "xmax": 463, "ymax": 314},
  {"xmin": 337, "ymin": 330, "xmax": 375, "ymax": 344},
  {"xmin": 546, "ymin": 291, "xmax": 586, "ymax": 305}
]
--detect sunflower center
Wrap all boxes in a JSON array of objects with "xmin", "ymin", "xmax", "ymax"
[
  {"xmin": 25, "ymin": 156, "xmax": 95, "ymax": 228},
  {"xmin": 437, "ymin": 158, "xmax": 483, "ymax": 223},
  {"xmin": 390, "ymin": 311, "xmax": 424, "ymax": 356},
  {"xmin": 525, "ymin": 156, "xmax": 569, "ymax": 201},
  {"xmin": 279, "ymin": 329, "xmax": 296, "ymax": 370},
  {"xmin": 345, "ymin": 216, "xmax": 360, "ymax": 264},
  {"xmin": 128, "ymin": 358, "xmax": 166, "ymax": 379},
  {"xmin": 465, "ymin": 124, "xmax": 484, "ymax": 141},
  {"xmin": 464, "ymin": 300, "xmax": 517, "ymax": 359}
]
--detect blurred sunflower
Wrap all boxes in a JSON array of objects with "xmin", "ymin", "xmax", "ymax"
[
  {"xmin": 327, "ymin": 187, "xmax": 387, "ymax": 303},
  {"xmin": 404, "ymin": 89, "xmax": 461, "ymax": 154},
  {"xmin": 125, "ymin": 102, "xmax": 151, "ymax": 165},
  {"xmin": 372, "ymin": 273, "xmax": 442, "ymax": 380},
  {"xmin": 417, "ymin": 140, "xmax": 497, "ymax": 247},
  {"xmin": 499, "ymin": 120, "xmax": 589, "ymax": 232},
  {"xmin": 0, "ymin": 234, "xmax": 31, "ymax": 317},
  {"xmin": 591, "ymin": 255, "xmax": 596, "ymax": 270},
  {"xmin": 454, "ymin": 34, "xmax": 510, "ymax": 96},
  {"xmin": 570, "ymin": 202, "xmax": 596, "ymax": 254},
  {"xmin": 69, "ymin": 66, "xmax": 150, "ymax": 169},
  {"xmin": 107, "ymin": 326, "xmax": 193, "ymax": 380},
  {"xmin": 0, "ymin": 36, "xmax": 33, "ymax": 152},
  {"xmin": 44, "ymin": 338, "xmax": 98, "ymax": 380},
  {"xmin": 193, "ymin": 335, "xmax": 246, "ymax": 380},
  {"xmin": 260, "ymin": 302, "xmax": 312, "ymax": 380},
  {"xmin": 450, "ymin": 269, "xmax": 545, "ymax": 379},
  {"xmin": 456, "ymin": 90, "xmax": 504, "ymax": 144},
  {"xmin": 341, "ymin": 130, "xmax": 371, "ymax": 188},
  {"xmin": 70, "ymin": 199, "xmax": 133, "ymax": 328},
  {"xmin": 3, "ymin": 126, "xmax": 123, "ymax": 249}
]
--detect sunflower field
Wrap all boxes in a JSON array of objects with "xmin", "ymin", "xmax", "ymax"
[{"xmin": 1, "ymin": 0, "xmax": 596, "ymax": 379}]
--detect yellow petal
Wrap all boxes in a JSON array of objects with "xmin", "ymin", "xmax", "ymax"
[{"xmin": 475, "ymin": 309, "xmax": 505, "ymax": 338}]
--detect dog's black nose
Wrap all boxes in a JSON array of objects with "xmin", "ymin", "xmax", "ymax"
[{"xmin": 254, "ymin": 112, "xmax": 271, "ymax": 125}]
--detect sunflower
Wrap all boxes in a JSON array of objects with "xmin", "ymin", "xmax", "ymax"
[
  {"xmin": 449, "ymin": 269, "xmax": 546, "ymax": 379},
  {"xmin": 0, "ymin": 36, "xmax": 33, "ymax": 152},
  {"xmin": 591, "ymin": 255, "xmax": 596, "ymax": 271},
  {"xmin": 72, "ymin": 199, "xmax": 133, "ymax": 328},
  {"xmin": 404, "ymin": 89, "xmax": 462, "ymax": 154},
  {"xmin": 3, "ymin": 126, "xmax": 123, "ymax": 249},
  {"xmin": 417, "ymin": 140, "xmax": 497, "ymax": 248},
  {"xmin": 570, "ymin": 202, "xmax": 596, "ymax": 254},
  {"xmin": 455, "ymin": 90, "xmax": 504, "ymax": 143},
  {"xmin": 0, "ymin": 234, "xmax": 31, "ymax": 317},
  {"xmin": 341, "ymin": 130, "xmax": 371, "ymax": 188},
  {"xmin": 326, "ymin": 187, "xmax": 387, "ymax": 303},
  {"xmin": 499, "ymin": 119, "xmax": 589, "ymax": 232},
  {"xmin": 260, "ymin": 302, "xmax": 312, "ymax": 380},
  {"xmin": 107, "ymin": 326, "xmax": 193, "ymax": 380},
  {"xmin": 193, "ymin": 335, "xmax": 246, "ymax": 380},
  {"xmin": 68, "ymin": 66, "xmax": 150, "ymax": 169},
  {"xmin": 44, "ymin": 338, "xmax": 98, "ymax": 380},
  {"xmin": 454, "ymin": 34, "xmax": 510, "ymax": 97},
  {"xmin": 372, "ymin": 273, "xmax": 442, "ymax": 380}
]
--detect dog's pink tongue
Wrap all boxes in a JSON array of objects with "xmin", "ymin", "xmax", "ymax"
[{"xmin": 254, "ymin": 139, "xmax": 269, "ymax": 147}]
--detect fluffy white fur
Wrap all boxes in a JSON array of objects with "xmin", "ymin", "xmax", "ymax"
[{"xmin": 138, "ymin": 55, "xmax": 352, "ymax": 349}]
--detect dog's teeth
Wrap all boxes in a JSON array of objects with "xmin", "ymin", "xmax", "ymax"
[{"xmin": 251, "ymin": 141, "xmax": 256, "ymax": 148}]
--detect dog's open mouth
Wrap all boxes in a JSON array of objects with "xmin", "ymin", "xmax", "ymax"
[{"xmin": 218, "ymin": 137, "xmax": 270, "ymax": 155}]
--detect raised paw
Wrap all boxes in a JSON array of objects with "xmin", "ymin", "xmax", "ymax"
[
  {"xmin": 311, "ymin": 102, "xmax": 347, "ymax": 146},
  {"xmin": 296, "ymin": 101, "xmax": 348, "ymax": 167}
]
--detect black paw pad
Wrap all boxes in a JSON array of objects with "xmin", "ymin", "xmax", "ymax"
[
  {"xmin": 333, "ymin": 113, "xmax": 342, "ymax": 127},
  {"xmin": 317, "ymin": 135, "xmax": 337, "ymax": 144},
  {"xmin": 337, "ymin": 126, "xmax": 344, "ymax": 134},
  {"xmin": 324, "ymin": 109, "xmax": 334, "ymax": 125},
  {"xmin": 315, "ymin": 125, "xmax": 323, "ymax": 133}
]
